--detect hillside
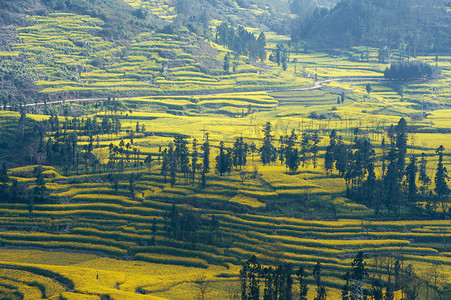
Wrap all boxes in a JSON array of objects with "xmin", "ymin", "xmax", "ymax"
[
  {"xmin": 0, "ymin": 0, "xmax": 305, "ymax": 104},
  {"xmin": 292, "ymin": 0, "xmax": 451, "ymax": 52},
  {"xmin": 0, "ymin": 0, "xmax": 450, "ymax": 299}
]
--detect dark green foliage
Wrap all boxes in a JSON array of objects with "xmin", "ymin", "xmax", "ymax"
[
  {"xmin": 296, "ymin": 266, "xmax": 309, "ymax": 300},
  {"xmin": 232, "ymin": 136, "xmax": 248, "ymax": 170},
  {"xmin": 351, "ymin": 251, "xmax": 367, "ymax": 281},
  {"xmin": 395, "ymin": 118, "xmax": 408, "ymax": 180},
  {"xmin": 313, "ymin": 262, "xmax": 326, "ymax": 300},
  {"xmin": 161, "ymin": 148, "xmax": 169, "ymax": 183},
  {"xmin": 168, "ymin": 144, "xmax": 177, "ymax": 187},
  {"xmin": 365, "ymin": 83, "xmax": 372, "ymax": 95},
  {"xmin": 191, "ymin": 139, "xmax": 199, "ymax": 183},
  {"xmin": 282, "ymin": 129, "xmax": 300, "ymax": 173},
  {"xmin": 295, "ymin": 0, "xmax": 451, "ymax": 52},
  {"xmin": 434, "ymin": 145, "xmax": 449, "ymax": 214},
  {"xmin": 384, "ymin": 61, "xmax": 441, "ymax": 81},
  {"xmin": 405, "ymin": 155, "xmax": 418, "ymax": 203},
  {"xmin": 341, "ymin": 271, "xmax": 351, "ymax": 300},
  {"xmin": 260, "ymin": 122, "xmax": 277, "ymax": 165},
  {"xmin": 224, "ymin": 53, "xmax": 231, "ymax": 74},
  {"xmin": 215, "ymin": 141, "xmax": 229, "ymax": 176},
  {"xmin": 240, "ymin": 256, "xmax": 295, "ymax": 300},
  {"xmin": 200, "ymin": 133, "xmax": 210, "ymax": 188},
  {"xmin": 216, "ymin": 23, "xmax": 266, "ymax": 59}
]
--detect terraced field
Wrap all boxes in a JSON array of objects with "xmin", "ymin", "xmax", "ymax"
[
  {"xmin": 0, "ymin": 163, "xmax": 450, "ymax": 299},
  {"xmin": 0, "ymin": 3, "xmax": 450, "ymax": 298},
  {"xmin": 1, "ymin": 12, "xmax": 310, "ymax": 101}
]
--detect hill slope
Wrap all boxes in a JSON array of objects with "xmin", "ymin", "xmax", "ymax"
[{"xmin": 292, "ymin": 0, "xmax": 451, "ymax": 52}]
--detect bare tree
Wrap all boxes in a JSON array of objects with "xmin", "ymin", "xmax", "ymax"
[
  {"xmin": 224, "ymin": 281, "xmax": 240, "ymax": 300},
  {"xmin": 194, "ymin": 273, "xmax": 212, "ymax": 300}
]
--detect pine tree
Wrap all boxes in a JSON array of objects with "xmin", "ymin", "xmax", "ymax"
[
  {"xmin": 161, "ymin": 149, "xmax": 169, "ymax": 183},
  {"xmin": 296, "ymin": 266, "xmax": 309, "ymax": 300},
  {"xmin": 224, "ymin": 53, "xmax": 231, "ymax": 74},
  {"xmin": 405, "ymin": 155, "xmax": 418, "ymax": 203},
  {"xmin": 129, "ymin": 173, "xmax": 136, "ymax": 200},
  {"xmin": 0, "ymin": 162, "xmax": 8, "ymax": 185},
  {"xmin": 341, "ymin": 271, "xmax": 351, "ymax": 300},
  {"xmin": 33, "ymin": 166, "xmax": 47, "ymax": 204},
  {"xmin": 395, "ymin": 118, "xmax": 408, "ymax": 180},
  {"xmin": 384, "ymin": 148, "xmax": 402, "ymax": 212},
  {"xmin": 434, "ymin": 145, "xmax": 449, "ymax": 214},
  {"xmin": 311, "ymin": 131, "xmax": 320, "ymax": 168},
  {"xmin": 313, "ymin": 262, "xmax": 326, "ymax": 300},
  {"xmin": 351, "ymin": 251, "xmax": 367, "ymax": 299},
  {"xmin": 216, "ymin": 141, "xmax": 228, "ymax": 176},
  {"xmin": 191, "ymin": 139, "xmax": 198, "ymax": 183},
  {"xmin": 286, "ymin": 129, "xmax": 300, "ymax": 173},
  {"xmin": 168, "ymin": 144, "xmax": 177, "ymax": 187},
  {"xmin": 257, "ymin": 32, "xmax": 267, "ymax": 61},
  {"xmin": 365, "ymin": 83, "xmax": 373, "ymax": 95},
  {"xmin": 0, "ymin": 162, "xmax": 9, "ymax": 201},
  {"xmin": 260, "ymin": 122, "xmax": 277, "ymax": 165},
  {"xmin": 201, "ymin": 134, "xmax": 210, "ymax": 188}
]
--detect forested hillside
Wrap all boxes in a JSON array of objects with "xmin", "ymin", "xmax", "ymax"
[{"xmin": 291, "ymin": 0, "xmax": 451, "ymax": 52}]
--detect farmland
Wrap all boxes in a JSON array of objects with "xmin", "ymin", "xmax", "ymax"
[{"xmin": 0, "ymin": 0, "xmax": 450, "ymax": 299}]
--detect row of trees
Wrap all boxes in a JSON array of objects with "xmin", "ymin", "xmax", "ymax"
[
  {"xmin": 384, "ymin": 61, "xmax": 441, "ymax": 81},
  {"xmin": 255, "ymin": 119, "xmax": 449, "ymax": 217},
  {"xmin": 163, "ymin": 204, "xmax": 221, "ymax": 245},
  {"xmin": 239, "ymin": 251, "xmax": 426, "ymax": 300},
  {"xmin": 261, "ymin": 122, "xmax": 322, "ymax": 172},
  {"xmin": 216, "ymin": 22, "xmax": 266, "ymax": 60},
  {"xmin": 154, "ymin": 119, "xmax": 448, "ymax": 217},
  {"xmin": 160, "ymin": 135, "xmax": 210, "ymax": 188},
  {"xmin": 330, "ymin": 118, "xmax": 450, "ymax": 216}
]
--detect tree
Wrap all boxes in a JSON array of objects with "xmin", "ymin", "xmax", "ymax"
[
  {"xmin": 129, "ymin": 173, "xmax": 136, "ymax": 199},
  {"xmin": 168, "ymin": 144, "xmax": 177, "ymax": 187},
  {"xmin": 434, "ymin": 145, "xmax": 449, "ymax": 215},
  {"xmin": 240, "ymin": 256, "xmax": 261, "ymax": 300},
  {"xmin": 405, "ymin": 155, "xmax": 418, "ymax": 204},
  {"xmin": 33, "ymin": 166, "xmax": 47, "ymax": 205},
  {"xmin": 311, "ymin": 131, "xmax": 320, "ymax": 168},
  {"xmin": 395, "ymin": 118, "xmax": 408, "ymax": 179},
  {"xmin": 201, "ymin": 134, "xmax": 210, "ymax": 188},
  {"xmin": 216, "ymin": 141, "xmax": 228, "ymax": 176},
  {"xmin": 365, "ymin": 83, "xmax": 373, "ymax": 95},
  {"xmin": 341, "ymin": 271, "xmax": 351, "ymax": 300},
  {"xmin": 0, "ymin": 162, "xmax": 9, "ymax": 202},
  {"xmin": 351, "ymin": 251, "xmax": 367, "ymax": 300},
  {"xmin": 296, "ymin": 266, "xmax": 309, "ymax": 300},
  {"xmin": 384, "ymin": 147, "xmax": 403, "ymax": 212},
  {"xmin": 400, "ymin": 265, "xmax": 421, "ymax": 300},
  {"xmin": 285, "ymin": 129, "xmax": 300, "ymax": 173},
  {"xmin": 260, "ymin": 122, "xmax": 277, "ymax": 165},
  {"xmin": 191, "ymin": 139, "xmax": 198, "ymax": 183},
  {"xmin": 224, "ymin": 53, "xmax": 231, "ymax": 74},
  {"xmin": 257, "ymin": 32, "xmax": 267, "ymax": 61},
  {"xmin": 378, "ymin": 46, "xmax": 390, "ymax": 63},
  {"xmin": 313, "ymin": 262, "xmax": 326, "ymax": 300},
  {"xmin": 145, "ymin": 155, "xmax": 152, "ymax": 172},
  {"xmin": 0, "ymin": 162, "xmax": 8, "ymax": 185},
  {"xmin": 161, "ymin": 149, "xmax": 169, "ymax": 183}
]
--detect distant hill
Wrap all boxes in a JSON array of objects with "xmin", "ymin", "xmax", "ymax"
[
  {"xmin": 0, "ymin": 0, "xmax": 298, "ymax": 104},
  {"xmin": 292, "ymin": 0, "xmax": 451, "ymax": 53}
]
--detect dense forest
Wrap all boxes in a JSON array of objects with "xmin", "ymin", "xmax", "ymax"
[{"xmin": 291, "ymin": 0, "xmax": 451, "ymax": 53}]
